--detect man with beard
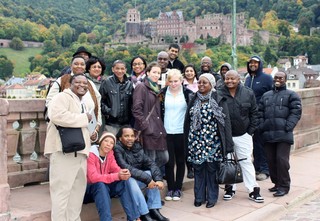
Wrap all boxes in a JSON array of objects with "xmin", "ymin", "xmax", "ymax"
[
  {"xmin": 197, "ymin": 56, "xmax": 221, "ymax": 85},
  {"xmin": 258, "ymin": 71, "xmax": 302, "ymax": 197},
  {"xmin": 244, "ymin": 55, "xmax": 273, "ymax": 181},
  {"xmin": 167, "ymin": 43, "xmax": 184, "ymax": 72}
]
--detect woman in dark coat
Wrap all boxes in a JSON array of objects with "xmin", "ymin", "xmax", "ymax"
[
  {"xmin": 132, "ymin": 62, "xmax": 168, "ymax": 168},
  {"xmin": 184, "ymin": 73, "xmax": 233, "ymax": 208}
]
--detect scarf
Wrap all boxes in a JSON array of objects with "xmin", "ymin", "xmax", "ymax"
[
  {"xmin": 147, "ymin": 77, "xmax": 160, "ymax": 94},
  {"xmin": 192, "ymin": 91, "xmax": 225, "ymax": 130}
]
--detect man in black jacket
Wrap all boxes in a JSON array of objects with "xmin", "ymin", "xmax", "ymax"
[
  {"xmin": 258, "ymin": 71, "xmax": 302, "ymax": 197},
  {"xmin": 99, "ymin": 60, "xmax": 133, "ymax": 135},
  {"xmin": 114, "ymin": 126, "xmax": 169, "ymax": 221},
  {"xmin": 218, "ymin": 70, "xmax": 264, "ymax": 203},
  {"xmin": 167, "ymin": 43, "xmax": 184, "ymax": 72}
]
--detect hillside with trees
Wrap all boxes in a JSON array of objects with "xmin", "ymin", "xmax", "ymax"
[{"xmin": 0, "ymin": 0, "xmax": 320, "ymax": 78}]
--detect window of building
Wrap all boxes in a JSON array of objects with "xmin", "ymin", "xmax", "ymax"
[{"xmin": 293, "ymin": 82, "xmax": 296, "ymax": 87}]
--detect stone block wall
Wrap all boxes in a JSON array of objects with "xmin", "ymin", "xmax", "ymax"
[
  {"xmin": 6, "ymin": 99, "xmax": 48, "ymax": 188},
  {"xmin": 293, "ymin": 88, "xmax": 320, "ymax": 150}
]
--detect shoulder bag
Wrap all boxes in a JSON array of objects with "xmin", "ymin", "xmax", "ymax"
[{"xmin": 56, "ymin": 126, "xmax": 85, "ymax": 157}]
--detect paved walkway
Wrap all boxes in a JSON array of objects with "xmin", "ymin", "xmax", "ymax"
[
  {"xmin": 279, "ymin": 194, "xmax": 320, "ymax": 221},
  {"xmin": 10, "ymin": 144, "xmax": 320, "ymax": 221}
]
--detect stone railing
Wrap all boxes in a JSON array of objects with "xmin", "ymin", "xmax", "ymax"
[
  {"xmin": 5, "ymin": 99, "xmax": 48, "ymax": 188},
  {"xmin": 293, "ymin": 88, "xmax": 320, "ymax": 150},
  {"xmin": 1, "ymin": 87, "xmax": 320, "ymax": 189}
]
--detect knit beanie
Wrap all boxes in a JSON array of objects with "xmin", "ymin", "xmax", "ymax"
[
  {"xmin": 99, "ymin": 132, "xmax": 116, "ymax": 145},
  {"xmin": 200, "ymin": 73, "xmax": 216, "ymax": 90}
]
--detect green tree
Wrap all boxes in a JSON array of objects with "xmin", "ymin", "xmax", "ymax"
[
  {"xmin": 9, "ymin": 37, "xmax": 24, "ymax": 50},
  {"xmin": 278, "ymin": 20, "xmax": 291, "ymax": 37},
  {"xmin": 0, "ymin": 55, "xmax": 14, "ymax": 79},
  {"xmin": 264, "ymin": 46, "xmax": 277, "ymax": 65}
]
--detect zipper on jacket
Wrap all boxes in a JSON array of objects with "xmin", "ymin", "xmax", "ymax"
[
  {"xmin": 250, "ymin": 75, "xmax": 255, "ymax": 88},
  {"xmin": 280, "ymin": 98, "xmax": 283, "ymax": 110}
]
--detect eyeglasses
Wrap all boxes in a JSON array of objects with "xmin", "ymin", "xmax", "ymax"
[
  {"xmin": 132, "ymin": 62, "xmax": 144, "ymax": 66},
  {"xmin": 158, "ymin": 57, "xmax": 168, "ymax": 61}
]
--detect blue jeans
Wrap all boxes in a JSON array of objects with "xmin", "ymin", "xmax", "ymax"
[
  {"xmin": 127, "ymin": 171, "xmax": 162, "ymax": 212},
  {"xmin": 253, "ymin": 130, "xmax": 269, "ymax": 175},
  {"xmin": 83, "ymin": 181, "xmax": 139, "ymax": 221},
  {"xmin": 193, "ymin": 161, "xmax": 219, "ymax": 204}
]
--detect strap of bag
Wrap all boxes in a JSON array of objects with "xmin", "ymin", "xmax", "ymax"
[{"xmin": 136, "ymin": 102, "xmax": 157, "ymax": 138}]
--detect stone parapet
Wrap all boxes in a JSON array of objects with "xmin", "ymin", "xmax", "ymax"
[
  {"xmin": 6, "ymin": 99, "xmax": 48, "ymax": 188},
  {"xmin": 0, "ymin": 99, "xmax": 10, "ymax": 221},
  {"xmin": 293, "ymin": 88, "xmax": 320, "ymax": 150}
]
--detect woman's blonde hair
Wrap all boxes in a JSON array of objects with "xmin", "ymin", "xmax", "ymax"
[{"xmin": 166, "ymin": 69, "xmax": 183, "ymax": 83}]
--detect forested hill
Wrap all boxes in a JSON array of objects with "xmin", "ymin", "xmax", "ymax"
[{"xmin": 1, "ymin": 0, "xmax": 319, "ymax": 39}]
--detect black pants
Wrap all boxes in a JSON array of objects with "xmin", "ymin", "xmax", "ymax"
[
  {"xmin": 264, "ymin": 142, "xmax": 291, "ymax": 192},
  {"xmin": 253, "ymin": 130, "xmax": 269, "ymax": 175},
  {"xmin": 165, "ymin": 134, "xmax": 185, "ymax": 191}
]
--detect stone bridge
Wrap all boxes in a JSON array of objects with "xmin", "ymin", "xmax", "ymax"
[{"xmin": 0, "ymin": 87, "xmax": 320, "ymax": 220}]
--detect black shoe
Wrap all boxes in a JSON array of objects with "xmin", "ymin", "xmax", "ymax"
[
  {"xmin": 149, "ymin": 209, "xmax": 169, "ymax": 221},
  {"xmin": 206, "ymin": 202, "xmax": 215, "ymax": 208},
  {"xmin": 187, "ymin": 169, "xmax": 194, "ymax": 179},
  {"xmin": 140, "ymin": 213, "xmax": 153, "ymax": 221},
  {"xmin": 273, "ymin": 190, "xmax": 288, "ymax": 197},
  {"xmin": 249, "ymin": 187, "xmax": 264, "ymax": 203},
  {"xmin": 194, "ymin": 201, "xmax": 202, "ymax": 207},
  {"xmin": 268, "ymin": 186, "xmax": 278, "ymax": 192}
]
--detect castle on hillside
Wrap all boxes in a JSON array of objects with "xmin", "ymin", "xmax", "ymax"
[{"xmin": 123, "ymin": 8, "xmax": 271, "ymax": 46}]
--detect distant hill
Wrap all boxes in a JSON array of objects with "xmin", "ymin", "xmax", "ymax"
[
  {"xmin": 1, "ymin": 0, "xmax": 319, "ymax": 38},
  {"xmin": 0, "ymin": 48, "xmax": 43, "ymax": 76}
]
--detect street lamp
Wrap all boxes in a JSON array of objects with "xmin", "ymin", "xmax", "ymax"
[{"xmin": 232, "ymin": 0, "xmax": 238, "ymax": 70}]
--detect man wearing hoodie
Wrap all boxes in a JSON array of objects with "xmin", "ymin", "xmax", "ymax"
[
  {"xmin": 216, "ymin": 63, "xmax": 232, "ymax": 89},
  {"xmin": 244, "ymin": 56, "xmax": 273, "ymax": 181}
]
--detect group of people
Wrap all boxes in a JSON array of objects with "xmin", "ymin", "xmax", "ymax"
[{"xmin": 44, "ymin": 45, "xmax": 302, "ymax": 221}]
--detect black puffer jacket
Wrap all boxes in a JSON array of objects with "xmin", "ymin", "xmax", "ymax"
[
  {"xmin": 183, "ymin": 91, "xmax": 234, "ymax": 155},
  {"xmin": 114, "ymin": 141, "xmax": 163, "ymax": 185},
  {"xmin": 258, "ymin": 85, "xmax": 302, "ymax": 144},
  {"xmin": 218, "ymin": 84, "xmax": 259, "ymax": 136},
  {"xmin": 99, "ymin": 74, "xmax": 133, "ymax": 125}
]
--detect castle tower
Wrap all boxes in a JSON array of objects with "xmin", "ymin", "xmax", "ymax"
[{"xmin": 126, "ymin": 8, "xmax": 141, "ymax": 36}]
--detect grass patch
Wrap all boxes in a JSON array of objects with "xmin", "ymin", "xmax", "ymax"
[{"xmin": 0, "ymin": 47, "xmax": 43, "ymax": 77}]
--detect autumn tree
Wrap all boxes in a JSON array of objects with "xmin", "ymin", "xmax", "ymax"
[
  {"xmin": 248, "ymin": 17, "xmax": 260, "ymax": 30},
  {"xmin": 262, "ymin": 10, "xmax": 279, "ymax": 33}
]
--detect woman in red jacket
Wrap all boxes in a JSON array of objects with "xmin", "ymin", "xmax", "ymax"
[{"xmin": 84, "ymin": 132, "xmax": 139, "ymax": 221}]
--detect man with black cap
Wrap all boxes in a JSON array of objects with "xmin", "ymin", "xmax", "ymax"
[
  {"xmin": 73, "ymin": 46, "xmax": 92, "ymax": 62},
  {"xmin": 60, "ymin": 46, "xmax": 92, "ymax": 76},
  {"xmin": 244, "ymin": 55, "xmax": 273, "ymax": 181}
]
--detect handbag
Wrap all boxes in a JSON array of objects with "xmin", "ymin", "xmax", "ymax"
[
  {"xmin": 216, "ymin": 152, "xmax": 243, "ymax": 185},
  {"xmin": 56, "ymin": 126, "xmax": 85, "ymax": 157}
]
